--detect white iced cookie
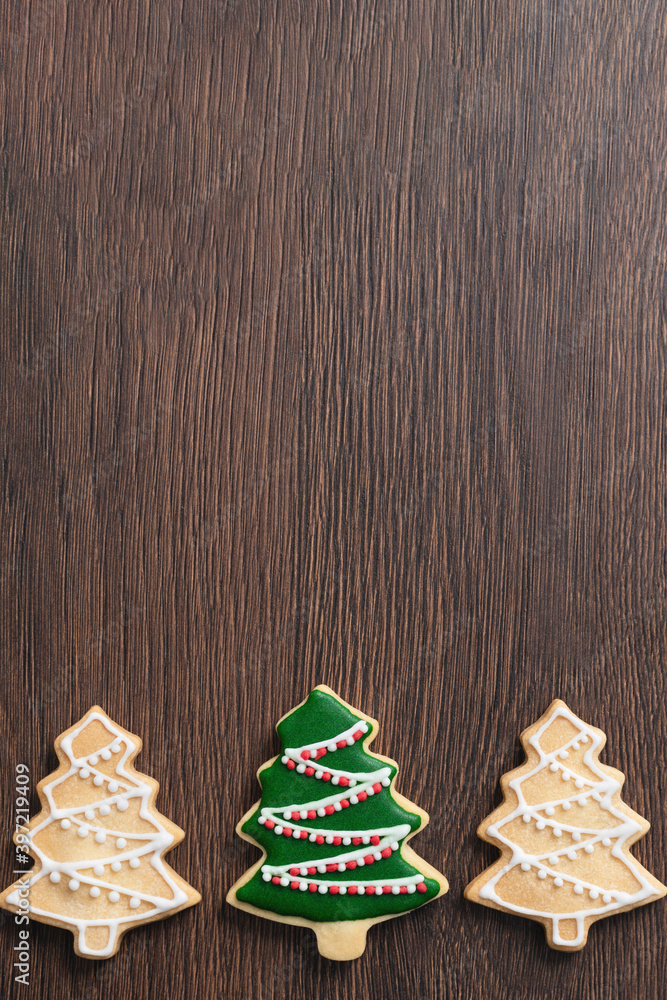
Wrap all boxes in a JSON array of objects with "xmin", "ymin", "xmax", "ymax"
[
  {"xmin": 465, "ymin": 699, "xmax": 666, "ymax": 950},
  {"xmin": 0, "ymin": 706, "xmax": 201, "ymax": 958}
]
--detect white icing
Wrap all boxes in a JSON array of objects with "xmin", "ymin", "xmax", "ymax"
[
  {"xmin": 259, "ymin": 720, "xmax": 424, "ymax": 893},
  {"xmin": 5, "ymin": 712, "xmax": 189, "ymax": 957},
  {"xmin": 477, "ymin": 704, "xmax": 660, "ymax": 947}
]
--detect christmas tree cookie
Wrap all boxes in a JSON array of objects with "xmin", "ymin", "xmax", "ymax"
[
  {"xmin": 465, "ymin": 699, "xmax": 666, "ymax": 950},
  {"xmin": 227, "ymin": 685, "xmax": 448, "ymax": 959},
  {"xmin": 0, "ymin": 707, "xmax": 201, "ymax": 958}
]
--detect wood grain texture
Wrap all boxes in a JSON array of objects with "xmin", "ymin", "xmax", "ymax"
[{"xmin": 1, "ymin": 0, "xmax": 666, "ymax": 997}]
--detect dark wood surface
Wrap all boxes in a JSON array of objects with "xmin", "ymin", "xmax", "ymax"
[{"xmin": 1, "ymin": 0, "xmax": 666, "ymax": 997}]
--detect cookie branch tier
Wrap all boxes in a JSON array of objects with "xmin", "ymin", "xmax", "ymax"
[
  {"xmin": 258, "ymin": 721, "xmax": 427, "ymax": 895},
  {"xmin": 477, "ymin": 703, "xmax": 660, "ymax": 948}
]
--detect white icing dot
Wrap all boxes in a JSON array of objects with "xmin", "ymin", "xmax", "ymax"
[
  {"xmin": 69, "ymin": 879, "xmax": 80, "ymax": 891},
  {"xmin": 408, "ymin": 885, "xmax": 416, "ymax": 894},
  {"xmin": 60, "ymin": 819, "xmax": 71, "ymax": 830},
  {"xmin": 572, "ymin": 832, "xmax": 581, "ymax": 841},
  {"xmin": 309, "ymin": 834, "xmax": 317, "ymax": 842},
  {"xmin": 101, "ymin": 749, "xmax": 112, "ymax": 760},
  {"xmin": 537, "ymin": 870, "xmax": 547, "ymax": 879},
  {"xmin": 116, "ymin": 838, "xmax": 127, "ymax": 849},
  {"xmin": 357, "ymin": 886, "xmax": 365, "ymax": 894},
  {"xmin": 562, "ymin": 802, "xmax": 571, "ymax": 811},
  {"xmin": 129, "ymin": 896, "xmax": 141, "ymax": 908},
  {"xmin": 548, "ymin": 855, "xmax": 559, "ymax": 865},
  {"xmin": 391, "ymin": 842, "xmax": 399, "ymax": 851},
  {"xmin": 589, "ymin": 888, "xmax": 599, "ymax": 898},
  {"xmin": 331, "ymin": 776, "xmax": 339, "ymax": 785},
  {"xmin": 381, "ymin": 777, "xmax": 390, "ymax": 787},
  {"xmin": 89, "ymin": 756, "xmax": 99, "ymax": 765},
  {"xmin": 49, "ymin": 872, "xmax": 61, "ymax": 884},
  {"xmin": 343, "ymin": 837, "xmax": 351, "ymax": 846},
  {"xmin": 281, "ymin": 756, "xmax": 288, "ymax": 764},
  {"xmin": 108, "ymin": 781, "xmax": 119, "ymax": 793},
  {"xmin": 522, "ymin": 814, "xmax": 531, "ymax": 823},
  {"xmin": 111, "ymin": 862, "xmax": 121, "ymax": 872},
  {"xmin": 318, "ymin": 885, "xmax": 328, "ymax": 894},
  {"xmin": 574, "ymin": 884, "xmax": 584, "ymax": 895},
  {"xmin": 325, "ymin": 836, "xmax": 334, "ymax": 845},
  {"xmin": 602, "ymin": 838, "xmax": 612, "ymax": 847},
  {"xmin": 373, "ymin": 852, "xmax": 382, "ymax": 862},
  {"xmin": 129, "ymin": 858, "xmax": 140, "ymax": 868},
  {"xmin": 572, "ymin": 741, "xmax": 580, "ymax": 750},
  {"xmin": 111, "ymin": 742, "xmax": 122, "ymax": 753},
  {"xmin": 95, "ymin": 831, "xmax": 106, "ymax": 844},
  {"xmin": 317, "ymin": 809, "xmax": 326, "ymax": 818},
  {"xmin": 362, "ymin": 836, "xmax": 370, "ymax": 845},
  {"xmin": 367, "ymin": 787, "xmax": 375, "ymax": 796},
  {"xmin": 554, "ymin": 878, "xmax": 563, "ymax": 887},
  {"xmin": 349, "ymin": 779, "xmax": 357, "ymax": 787},
  {"xmin": 333, "ymin": 802, "xmax": 342, "ymax": 811},
  {"xmin": 93, "ymin": 864, "xmax": 105, "ymax": 876},
  {"xmin": 603, "ymin": 893, "xmax": 612, "ymax": 903},
  {"xmin": 585, "ymin": 844, "xmax": 594, "ymax": 853},
  {"xmin": 592, "ymin": 791, "xmax": 601, "ymax": 801},
  {"xmin": 109, "ymin": 891, "xmax": 120, "ymax": 903},
  {"xmin": 561, "ymin": 772, "xmax": 570, "ymax": 782},
  {"xmin": 577, "ymin": 797, "xmax": 587, "ymax": 807},
  {"xmin": 258, "ymin": 816, "xmax": 266, "ymax": 826},
  {"xmin": 357, "ymin": 859, "xmax": 365, "ymax": 867},
  {"xmin": 93, "ymin": 775, "xmax": 104, "ymax": 786},
  {"xmin": 317, "ymin": 865, "xmax": 326, "ymax": 874},
  {"xmin": 575, "ymin": 779, "xmax": 584, "ymax": 789},
  {"xmin": 549, "ymin": 763, "xmax": 559, "ymax": 772},
  {"xmin": 338, "ymin": 864, "xmax": 346, "ymax": 872},
  {"xmin": 85, "ymin": 809, "xmax": 95, "ymax": 820},
  {"xmin": 346, "ymin": 737, "xmax": 354, "ymax": 746},
  {"xmin": 275, "ymin": 826, "xmax": 283, "ymax": 836},
  {"xmin": 90, "ymin": 886, "xmax": 101, "ymax": 897},
  {"xmin": 299, "ymin": 868, "xmax": 308, "ymax": 876},
  {"xmin": 116, "ymin": 799, "xmax": 129, "ymax": 812},
  {"xmin": 315, "ymin": 772, "xmax": 323, "ymax": 780},
  {"xmin": 536, "ymin": 820, "xmax": 545, "ymax": 830},
  {"xmin": 79, "ymin": 768, "xmax": 90, "ymax": 779},
  {"xmin": 284, "ymin": 812, "xmax": 292, "ymax": 822},
  {"xmin": 553, "ymin": 828, "xmax": 562, "ymax": 837},
  {"xmin": 327, "ymin": 744, "xmax": 337, "ymax": 752},
  {"xmin": 299, "ymin": 882, "xmax": 308, "ymax": 891},
  {"xmin": 392, "ymin": 886, "xmax": 400, "ymax": 894},
  {"xmin": 350, "ymin": 795, "xmax": 359, "ymax": 805},
  {"xmin": 520, "ymin": 862, "xmax": 531, "ymax": 871},
  {"xmin": 559, "ymin": 750, "xmax": 569, "ymax": 759},
  {"xmin": 339, "ymin": 886, "xmax": 347, "ymax": 895},
  {"xmin": 262, "ymin": 873, "xmax": 271, "ymax": 882},
  {"xmin": 99, "ymin": 804, "xmax": 110, "ymax": 816},
  {"xmin": 545, "ymin": 807, "xmax": 555, "ymax": 816},
  {"xmin": 77, "ymin": 825, "xmax": 89, "ymax": 838},
  {"xmin": 280, "ymin": 877, "xmax": 290, "ymax": 887},
  {"xmin": 567, "ymin": 850, "xmax": 577, "ymax": 861}
]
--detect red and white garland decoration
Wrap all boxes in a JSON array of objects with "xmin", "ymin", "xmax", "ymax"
[{"xmin": 258, "ymin": 720, "xmax": 428, "ymax": 895}]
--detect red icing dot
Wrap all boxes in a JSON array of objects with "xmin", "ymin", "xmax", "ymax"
[
  {"xmin": 338, "ymin": 777, "xmax": 349, "ymax": 788},
  {"xmin": 308, "ymin": 867, "xmax": 316, "ymax": 875},
  {"xmin": 307, "ymin": 810, "xmax": 317, "ymax": 819},
  {"xmin": 316, "ymin": 835, "xmax": 325, "ymax": 845},
  {"xmin": 325, "ymin": 805, "xmax": 335, "ymax": 816},
  {"xmin": 371, "ymin": 836, "xmax": 380, "ymax": 846},
  {"xmin": 333, "ymin": 837, "xmax": 342, "ymax": 846},
  {"xmin": 341, "ymin": 799, "xmax": 350, "ymax": 808},
  {"xmin": 322, "ymin": 773, "xmax": 331, "ymax": 782},
  {"xmin": 348, "ymin": 886, "xmax": 358, "ymax": 894},
  {"xmin": 315, "ymin": 748, "xmax": 327, "ymax": 759},
  {"xmin": 382, "ymin": 886, "xmax": 392, "ymax": 894},
  {"xmin": 301, "ymin": 750, "xmax": 311, "ymax": 760},
  {"xmin": 399, "ymin": 886, "xmax": 408, "ymax": 894},
  {"xmin": 264, "ymin": 820, "xmax": 275, "ymax": 829},
  {"xmin": 286, "ymin": 760, "xmax": 295, "ymax": 770},
  {"xmin": 417, "ymin": 882, "xmax": 427, "ymax": 893},
  {"xmin": 353, "ymin": 729, "xmax": 363, "ymax": 740},
  {"xmin": 381, "ymin": 848, "xmax": 392, "ymax": 858},
  {"xmin": 326, "ymin": 864, "xmax": 338, "ymax": 872},
  {"xmin": 372, "ymin": 782, "xmax": 382, "ymax": 793},
  {"xmin": 309, "ymin": 883, "xmax": 317, "ymax": 893},
  {"xmin": 272, "ymin": 877, "xmax": 280, "ymax": 884},
  {"xmin": 357, "ymin": 791, "xmax": 367, "ymax": 801},
  {"xmin": 305, "ymin": 767, "xmax": 315, "ymax": 777},
  {"xmin": 300, "ymin": 831, "xmax": 308, "ymax": 840},
  {"xmin": 366, "ymin": 886, "xmax": 376, "ymax": 894},
  {"xmin": 290, "ymin": 881, "xmax": 300, "ymax": 890},
  {"xmin": 289, "ymin": 868, "xmax": 300, "ymax": 876},
  {"xmin": 346, "ymin": 861, "xmax": 357, "ymax": 869},
  {"xmin": 364, "ymin": 855, "xmax": 374, "ymax": 865},
  {"xmin": 352, "ymin": 837, "xmax": 363, "ymax": 845},
  {"xmin": 283, "ymin": 828, "xmax": 292, "ymax": 838},
  {"xmin": 336, "ymin": 740, "xmax": 347, "ymax": 749},
  {"xmin": 329, "ymin": 886, "xmax": 339, "ymax": 894},
  {"xmin": 291, "ymin": 812, "xmax": 300, "ymax": 820}
]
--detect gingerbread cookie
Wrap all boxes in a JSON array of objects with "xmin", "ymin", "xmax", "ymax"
[
  {"xmin": 465, "ymin": 699, "xmax": 666, "ymax": 950},
  {"xmin": 0, "ymin": 707, "xmax": 200, "ymax": 958},
  {"xmin": 227, "ymin": 685, "xmax": 448, "ymax": 959}
]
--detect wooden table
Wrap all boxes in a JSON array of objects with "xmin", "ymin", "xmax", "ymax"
[{"xmin": 1, "ymin": 1, "xmax": 665, "ymax": 997}]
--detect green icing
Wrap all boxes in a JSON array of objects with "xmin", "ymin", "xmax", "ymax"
[{"xmin": 235, "ymin": 688, "xmax": 441, "ymax": 921}]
